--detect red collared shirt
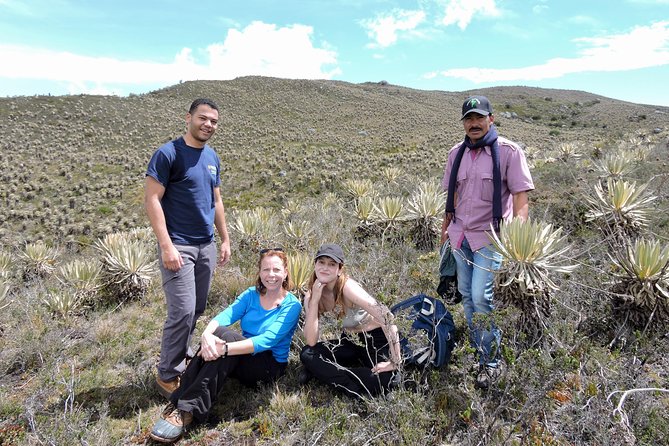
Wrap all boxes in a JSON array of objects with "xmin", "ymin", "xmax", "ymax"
[{"xmin": 441, "ymin": 135, "xmax": 534, "ymax": 251}]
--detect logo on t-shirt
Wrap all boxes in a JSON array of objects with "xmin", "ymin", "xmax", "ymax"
[{"xmin": 207, "ymin": 165, "xmax": 217, "ymax": 177}]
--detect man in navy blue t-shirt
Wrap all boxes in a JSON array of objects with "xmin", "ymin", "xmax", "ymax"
[{"xmin": 145, "ymin": 98, "xmax": 231, "ymax": 398}]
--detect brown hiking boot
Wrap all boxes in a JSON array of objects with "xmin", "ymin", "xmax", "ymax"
[
  {"xmin": 149, "ymin": 403, "xmax": 193, "ymax": 443},
  {"xmin": 156, "ymin": 376, "xmax": 180, "ymax": 399}
]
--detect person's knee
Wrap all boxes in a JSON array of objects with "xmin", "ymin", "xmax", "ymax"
[
  {"xmin": 300, "ymin": 345, "xmax": 316, "ymax": 365},
  {"xmin": 213, "ymin": 326, "xmax": 241, "ymax": 342}
]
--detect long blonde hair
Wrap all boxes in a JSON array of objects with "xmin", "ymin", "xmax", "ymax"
[{"xmin": 307, "ymin": 263, "xmax": 349, "ymax": 317}]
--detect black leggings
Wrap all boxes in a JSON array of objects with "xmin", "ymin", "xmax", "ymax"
[
  {"xmin": 170, "ymin": 326, "xmax": 286, "ymax": 421},
  {"xmin": 300, "ymin": 327, "xmax": 395, "ymax": 399}
]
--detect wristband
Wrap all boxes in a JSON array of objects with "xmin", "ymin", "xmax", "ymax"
[{"xmin": 223, "ymin": 342, "xmax": 229, "ymax": 357}]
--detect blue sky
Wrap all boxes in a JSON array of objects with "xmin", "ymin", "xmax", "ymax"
[{"xmin": 1, "ymin": 0, "xmax": 669, "ymax": 106}]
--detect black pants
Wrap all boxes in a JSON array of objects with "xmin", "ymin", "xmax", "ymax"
[
  {"xmin": 300, "ymin": 327, "xmax": 395, "ymax": 399},
  {"xmin": 170, "ymin": 326, "xmax": 286, "ymax": 421}
]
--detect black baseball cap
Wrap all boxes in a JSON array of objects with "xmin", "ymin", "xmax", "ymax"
[
  {"xmin": 315, "ymin": 244, "xmax": 345, "ymax": 264},
  {"xmin": 461, "ymin": 95, "xmax": 493, "ymax": 120}
]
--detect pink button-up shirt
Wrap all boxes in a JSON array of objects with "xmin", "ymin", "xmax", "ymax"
[{"xmin": 441, "ymin": 135, "xmax": 534, "ymax": 251}]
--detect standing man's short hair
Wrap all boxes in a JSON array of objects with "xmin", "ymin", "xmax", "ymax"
[{"xmin": 189, "ymin": 98, "xmax": 219, "ymax": 114}]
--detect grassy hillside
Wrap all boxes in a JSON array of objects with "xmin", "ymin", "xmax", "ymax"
[
  {"xmin": 0, "ymin": 77, "xmax": 668, "ymax": 445},
  {"xmin": 1, "ymin": 77, "xmax": 667, "ymax": 246}
]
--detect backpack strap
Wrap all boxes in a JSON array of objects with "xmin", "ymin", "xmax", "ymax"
[{"xmin": 390, "ymin": 294, "xmax": 426, "ymax": 315}]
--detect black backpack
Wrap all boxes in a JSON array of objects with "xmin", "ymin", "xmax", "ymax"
[{"xmin": 390, "ymin": 294, "xmax": 456, "ymax": 368}]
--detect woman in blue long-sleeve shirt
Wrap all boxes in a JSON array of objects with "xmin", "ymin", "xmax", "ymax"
[{"xmin": 150, "ymin": 248, "xmax": 302, "ymax": 443}]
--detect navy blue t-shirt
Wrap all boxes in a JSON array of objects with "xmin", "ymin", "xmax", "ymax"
[{"xmin": 146, "ymin": 137, "xmax": 221, "ymax": 245}]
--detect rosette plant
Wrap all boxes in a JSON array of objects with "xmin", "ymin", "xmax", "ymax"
[
  {"xmin": 585, "ymin": 178, "xmax": 656, "ymax": 238},
  {"xmin": 287, "ymin": 251, "xmax": 312, "ymax": 298},
  {"xmin": 406, "ymin": 182, "xmax": 445, "ymax": 251},
  {"xmin": 57, "ymin": 259, "xmax": 102, "ymax": 304},
  {"xmin": 283, "ymin": 220, "xmax": 314, "ymax": 250},
  {"xmin": 343, "ymin": 178, "xmax": 375, "ymax": 201},
  {"xmin": 489, "ymin": 217, "xmax": 577, "ymax": 341},
  {"xmin": 21, "ymin": 241, "xmax": 59, "ymax": 281},
  {"xmin": 595, "ymin": 150, "xmax": 636, "ymax": 179},
  {"xmin": 609, "ymin": 238, "xmax": 669, "ymax": 332},
  {"xmin": 231, "ymin": 210, "xmax": 264, "ymax": 249},
  {"xmin": 374, "ymin": 196, "xmax": 407, "ymax": 246},
  {"xmin": 0, "ymin": 250, "xmax": 11, "ymax": 280},
  {"xmin": 0, "ymin": 280, "xmax": 11, "ymax": 311},
  {"xmin": 95, "ymin": 232, "xmax": 156, "ymax": 303}
]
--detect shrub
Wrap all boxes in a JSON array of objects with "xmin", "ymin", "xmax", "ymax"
[
  {"xmin": 0, "ymin": 249, "xmax": 12, "ymax": 280},
  {"xmin": 596, "ymin": 149, "xmax": 636, "ymax": 178},
  {"xmin": 374, "ymin": 196, "xmax": 407, "ymax": 246},
  {"xmin": 282, "ymin": 220, "xmax": 314, "ymax": 251},
  {"xmin": 57, "ymin": 258, "xmax": 102, "ymax": 304},
  {"xmin": 489, "ymin": 217, "xmax": 577, "ymax": 342},
  {"xmin": 41, "ymin": 289, "xmax": 84, "ymax": 319},
  {"xmin": 585, "ymin": 178, "xmax": 656, "ymax": 238},
  {"xmin": 287, "ymin": 251, "xmax": 312, "ymax": 298},
  {"xmin": 0, "ymin": 280, "xmax": 11, "ymax": 310},
  {"xmin": 405, "ymin": 182, "xmax": 445, "ymax": 251},
  {"xmin": 609, "ymin": 238, "xmax": 669, "ymax": 333},
  {"xmin": 343, "ymin": 178, "xmax": 376, "ymax": 201},
  {"xmin": 21, "ymin": 241, "xmax": 59, "ymax": 281},
  {"xmin": 94, "ymin": 232, "xmax": 156, "ymax": 303}
]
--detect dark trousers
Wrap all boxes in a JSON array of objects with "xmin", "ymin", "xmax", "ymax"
[
  {"xmin": 170, "ymin": 326, "xmax": 286, "ymax": 421},
  {"xmin": 300, "ymin": 327, "xmax": 394, "ymax": 399}
]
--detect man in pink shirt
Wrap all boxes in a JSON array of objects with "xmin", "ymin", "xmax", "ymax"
[{"xmin": 440, "ymin": 95, "xmax": 534, "ymax": 389}]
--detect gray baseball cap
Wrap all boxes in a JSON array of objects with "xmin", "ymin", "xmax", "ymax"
[{"xmin": 315, "ymin": 244, "xmax": 345, "ymax": 264}]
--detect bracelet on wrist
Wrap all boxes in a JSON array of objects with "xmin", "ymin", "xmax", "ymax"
[{"xmin": 223, "ymin": 342, "xmax": 229, "ymax": 357}]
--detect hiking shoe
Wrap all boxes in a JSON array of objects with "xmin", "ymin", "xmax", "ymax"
[
  {"xmin": 149, "ymin": 403, "xmax": 193, "ymax": 443},
  {"xmin": 156, "ymin": 376, "xmax": 180, "ymax": 399},
  {"xmin": 475, "ymin": 365, "xmax": 501, "ymax": 390},
  {"xmin": 297, "ymin": 367, "xmax": 313, "ymax": 385}
]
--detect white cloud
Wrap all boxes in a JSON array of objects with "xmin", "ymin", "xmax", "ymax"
[
  {"xmin": 431, "ymin": 21, "xmax": 669, "ymax": 82},
  {"xmin": 205, "ymin": 22, "xmax": 340, "ymax": 79},
  {"xmin": 360, "ymin": 9, "xmax": 426, "ymax": 48},
  {"xmin": 0, "ymin": 21, "xmax": 340, "ymax": 95},
  {"xmin": 440, "ymin": 0, "xmax": 501, "ymax": 30}
]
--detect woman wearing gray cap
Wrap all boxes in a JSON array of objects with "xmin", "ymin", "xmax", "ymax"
[{"xmin": 299, "ymin": 244, "xmax": 403, "ymax": 399}]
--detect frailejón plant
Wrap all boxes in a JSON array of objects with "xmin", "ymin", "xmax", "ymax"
[
  {"xmin": 343, "ymin": 178, "xmax": 375, "ymax": 200},
  {"xmin": 585, "ymin": 178, "xmax": 656, "ymax": 236},
  {"xmin": 287, "ymin": 251, "xmax": 312, "ymax": 297},
  {"xmin": 596, "ymin": 150, "xmax": 636, "ymax": 178},
  {"xmin": 21, "ymin": 241, "xmax": 59, "ymax": 280},
  {"xmin": 609, "ymin": 238, "xmax": 669, "ymax": 331},
  {"xmin": 58, "ymin": 259, "xmax": 102, "ymax": 303},
  {"xmin": 95, "ymin": 232, "xmax": 156, "ymax": 302},
  {"xmin": 374, "ymin": 196, "xmax": 407, "ymax": 246},
  {"xmin": 406, "ymin": 182, "xmax": 445, "ymax": 250},
  {"xmin": 489, "ymin": 217, "xmax": 577, "ymax": 339}
]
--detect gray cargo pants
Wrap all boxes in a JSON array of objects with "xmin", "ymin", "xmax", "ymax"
[{"xmin": 157, "ymin": 240, "xmax": 217, "ymax": 381}]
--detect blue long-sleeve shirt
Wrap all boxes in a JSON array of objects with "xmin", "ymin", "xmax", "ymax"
[{"xmin": 212, "ymin": 287, "xmax": 301, "ymax": 363}]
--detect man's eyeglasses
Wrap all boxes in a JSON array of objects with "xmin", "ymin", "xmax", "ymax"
[{"xmin": 260, "ymin": 247, "xmax": 284, "ymax": 254}]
